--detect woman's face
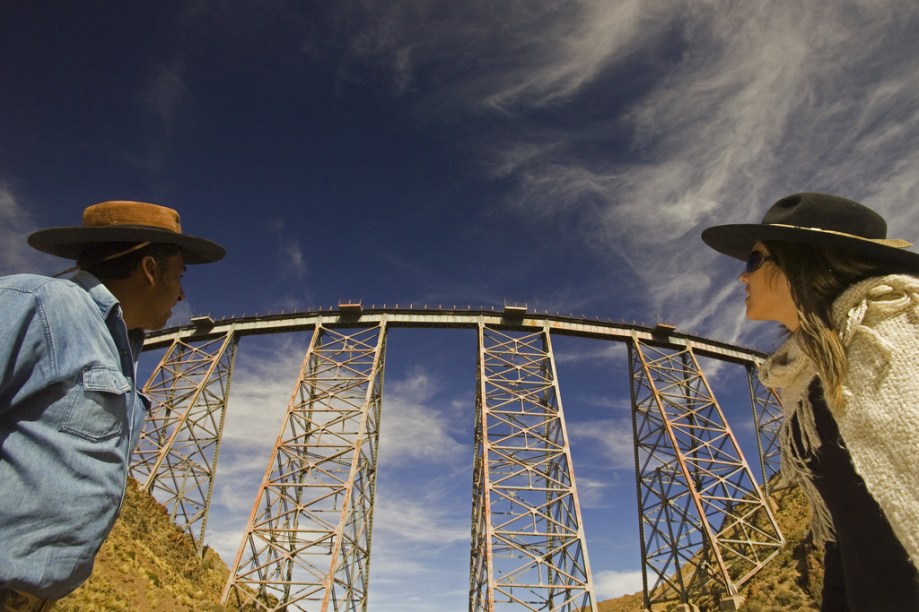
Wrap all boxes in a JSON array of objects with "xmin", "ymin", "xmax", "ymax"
[{"xmin": 740, "ymin": 242, "xmax": 799, "ymax": 331}]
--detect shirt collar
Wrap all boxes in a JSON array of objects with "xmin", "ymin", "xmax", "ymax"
[
  {"xmin": 69, "ymin": 270, "xmax": 122, "ymax": 320},
  {"xmin": 70, "ymin": 270, "xmax": 147, "ymax": 360}
]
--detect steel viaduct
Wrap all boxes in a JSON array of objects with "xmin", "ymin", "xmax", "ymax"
[{"xmin": 133, "ymin": 303, "xmax": 785, "ymax": 611}]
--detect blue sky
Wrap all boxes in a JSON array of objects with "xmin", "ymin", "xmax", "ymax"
[{"xmin": 3, "ymin": 1, "xmax": 919, "ymax": 609}]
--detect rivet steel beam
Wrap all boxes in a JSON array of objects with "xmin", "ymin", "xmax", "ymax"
[
  {"xmin": 221, "ymin": 321, "xmax": 387, "ymax": 611},
  {"xmin": 131, "ymin": 330, "xmax": 239, "ymax": 552},
  {"xmin": 470, "ymin": 323, "xmax": 596, "ymax": 611},
  {"xmin": 628, "ymin": 336, "xmax": 784, "ymax": 609},
  {"xmin": 746, "ymin": 365, "xmax": 783, "ymax": 495}
]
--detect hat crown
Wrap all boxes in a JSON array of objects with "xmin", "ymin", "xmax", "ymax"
[
  {"xmin": 762, "ymin": 193, "xmax": 888, "ymax": 240},
  {"xmin": 83, "ymin": 201, "xmax": 183, "ymax": 233}
]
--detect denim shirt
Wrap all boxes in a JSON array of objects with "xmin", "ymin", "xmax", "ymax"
[{"xmin": 0, "ymin": 271, "xmax": 149, "ymax": 599}]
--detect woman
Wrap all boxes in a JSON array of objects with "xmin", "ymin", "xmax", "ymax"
[{"xmin": 701, "ymin": 192, "xmax": 919, "ymax": 610}]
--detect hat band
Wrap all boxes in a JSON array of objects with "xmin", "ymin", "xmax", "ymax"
[
  {"xmin": 768, "ymin": 223, "xmax": 912, "ymax": 249},
  {"xmin": 51, "ymin": 241, "xmax": 154, "ymax": 278}
]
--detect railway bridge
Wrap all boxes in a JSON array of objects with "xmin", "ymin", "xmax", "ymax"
[{"xmin": 134, "ymin": 303, "xmax": 785, "ymax": 611}]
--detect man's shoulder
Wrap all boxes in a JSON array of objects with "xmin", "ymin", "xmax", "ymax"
[{"xmin": 0, "ymin": 274, "xmax": 90, "ymax": 303}]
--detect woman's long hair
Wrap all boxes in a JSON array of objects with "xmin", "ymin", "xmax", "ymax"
[{"xmin": 763, "ymin": 240, "xmax": 895, "ymax": 408}]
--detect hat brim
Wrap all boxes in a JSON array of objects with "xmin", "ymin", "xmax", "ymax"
[
  {"xmin": 28, "ymin": 226, "xmax": 225, "ymax": 264},
  {"xmin": 701, "ymin": 223, "xmax": 919, "ymax": 272}
]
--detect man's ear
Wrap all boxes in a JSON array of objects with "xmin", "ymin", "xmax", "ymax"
[{"xmin": 139, "ymin": 255, "xmax": 159, "ymax": 286}]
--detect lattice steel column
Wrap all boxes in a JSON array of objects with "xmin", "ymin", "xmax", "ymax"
[
  {"xmin": 131, "ymin": 330, "xmax": 239, "ymax": 552},
  {"xmin": 470, "ymin": 323, "xmax": 596, "ymax": 612},
  {"xmin": 747, "ymin": 365, "xmax": 783, "ymax": 495},
  {"xmin": 223, "ymin": 322, "xmax": 387, "ymax": 611},
  {"xmin": 628, "ymin": 337, "xmax": 784, "ymax": 609}
]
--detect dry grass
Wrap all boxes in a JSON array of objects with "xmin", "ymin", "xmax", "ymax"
[
  {"xmin": 50, "ymin": 479, "xmax": 820, "ymax": 610},
  {"xmin": 53, "ymin": 478, "xmax": 233, "ymax": 611},
  {"xmin": 598, "ymin": 485, "xmax": 823, "ymax": 611}
]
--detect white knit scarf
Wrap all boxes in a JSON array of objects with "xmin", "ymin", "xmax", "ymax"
[{"xmin": 758, "ymin": 274, "xmax": 919, "ymax": 573}]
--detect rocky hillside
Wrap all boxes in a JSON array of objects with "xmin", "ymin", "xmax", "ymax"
[
  {"xmin": 598, "ymin": 484, "xmax": 823, "ymax": 611},
  {"xmin": 50, "ymin": 480, "xmax": 820, "ymax": 611},
  {"xmin": 52, "ymin": 478, "xmax": 233, "ymax": 611}
]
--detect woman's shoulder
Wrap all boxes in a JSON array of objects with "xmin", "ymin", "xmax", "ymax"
[{"xmin": 831, "ymin": 274, "xmax": 919, "ymax": 329}]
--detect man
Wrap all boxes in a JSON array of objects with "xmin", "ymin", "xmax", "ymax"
[{"xmin": 0, "ymin": 201, "xmax": 224, "ymax": 606}]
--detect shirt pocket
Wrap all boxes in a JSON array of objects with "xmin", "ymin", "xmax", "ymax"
[{"xmin": 59, "ymin": 366, "xmax": 131, "ymax": 442}]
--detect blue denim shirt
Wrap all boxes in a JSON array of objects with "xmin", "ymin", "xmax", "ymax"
[{"xmin": 0, "ymin": 271, "xmax": 149, "ymax": 599}]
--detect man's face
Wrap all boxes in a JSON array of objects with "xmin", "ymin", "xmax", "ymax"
[{"xmin": 143, "ymin": 253, "xmax": 186, "ymax": 330}]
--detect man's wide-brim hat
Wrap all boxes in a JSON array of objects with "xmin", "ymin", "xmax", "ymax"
[
  {"xmin": 28, "ymin": 200, "xmax": 225, "ymax": 264},
  {"xmin": 701, "ymin": 192, "xmax": 919, "ymax": 272}
]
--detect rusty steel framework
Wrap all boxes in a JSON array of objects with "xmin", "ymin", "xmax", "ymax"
[
  {"xmin": 222, "ymin": 323, "xmax": 387, "ymax": 610},
  {"xmin": 470, "ymin": 324, "xmax": 595, "ymax": 611},
  {"xmin": 132, "ymin": 331, "xmax": 239, "ymax": 551},
  {"xmin": 628, "ymin": 339, "xmax": 784, "ymax": 609},
  {"xmin": 747, "ymin": 366, "xmax": 784, "ymax": 495},
  {"xmin": 136, "ymin": 307, "xmax": 785, "ymax": 610}
]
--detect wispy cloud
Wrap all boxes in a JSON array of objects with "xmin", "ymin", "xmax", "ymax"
[
  {"xmin": 379, "ymin": 367, "xmax": 467, "ymax": 466},
  {"xmin": 165, "ymin": 301, "xmax": 195, "ymax": 327},
  {"xmin": 269, "ymin": 218, "xmax": 308, "ymax": 280},
  {"xmin": 555, "ymin": 341, "xmax": 627, "ymax": 366},
  {"xmin": 496, "ymin": 2, "xmax": 919, "ymax": 337},
  {"xmin": 336, "ymin": 0, "xmax": 919, "ymax": 345},
  {"xmin": 143, "ymin": 61, "xmax": 190, "ymax": 128},
  {"xmin": 0, "ymin": 186, "xmax": 50, "ymax": 276},
  {"xmin": 594, "ymin": 568, "xmax": 643, "ymax": 600},
  {"xmin": 476, "ymin": 1, "xmax": 669, "ymax": 110},
  {"xmin": 137, "ymin": 60, "xmax": 191, "ymax": 170},
  {"xmin": 373, "ymin": 490, "xmax": 469, "ymax": 548},
  {"xmin": 568, "ymin": 417, "xmax": 634, "ymax": 471}
]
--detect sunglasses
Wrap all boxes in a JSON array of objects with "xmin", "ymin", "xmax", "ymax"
[{"xmin": 745, "ymin": 250, "xmax": 775, "ymax": 274}]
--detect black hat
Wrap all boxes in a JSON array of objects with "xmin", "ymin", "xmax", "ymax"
[
  {"xmin": 28, "ymin": 200, "xmax": 225, "ymax": 264},
  {"xmin": 701, "ymin": 192, "xmax": 919, "ymax": 272}
]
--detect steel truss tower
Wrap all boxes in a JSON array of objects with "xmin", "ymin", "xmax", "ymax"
[
  {"xmin": 222, "ymin": 322, "xmax": 387, "ymax": 611},
  {"xmin": 131, "ymin": 331, "xmax": 239, "ymax": 552},
  {"xmin": 137, "ymin": 307, "xmax": 786, "ymax": 610},
  {"xmin": 628, "ymin": 337, "xmax": 784, "ymax": 609},
  {"xmin": 470, "ymin": 324, "xmax": 596, "ymax": 611},
  {"xmin": 747, "ymin": 366, "xmax": 783, "ymax": 494}
]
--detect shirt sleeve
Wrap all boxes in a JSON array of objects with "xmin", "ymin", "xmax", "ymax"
[{"xmin": 0, "ymin": 287, "xmax": 54, "ymax": 415}]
